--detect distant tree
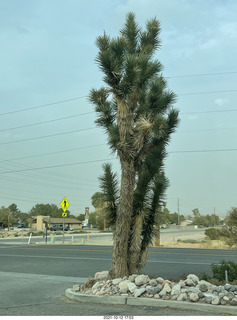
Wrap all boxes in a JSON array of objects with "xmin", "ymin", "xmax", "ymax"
[
  {"xmin": 0, "ymin": 207, "xmax": 10, "ymax": 229},
  {"xmin": 91, "ymin": 192, "xmax": 106, "ymax": 209},
  {"xmin": 224, "ymin": 207, "xmax": 237, "ymax": 246},
  {"xmin": 8, "ymin": 203, "xmax": 19, "ymax": 216},
  {"xmin": 88, "ymin": 212, "xmax": 97, "ymax": 226},
  {"xmin": 29, "ymin": 203, "xmax": 69, "ymax": 218},
  {"xmin": 77, "ymin": 214, "xmax": 85, "ymax": 222}
]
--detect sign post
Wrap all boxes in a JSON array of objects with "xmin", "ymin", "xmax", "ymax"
[{"xmin": 60, "ymin": 197, "xmax": 69, "ymax": 244}]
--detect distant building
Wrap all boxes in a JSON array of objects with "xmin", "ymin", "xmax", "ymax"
[{"xmin": 29, "ymin": 215, "xmax": 83, "ymax": 231}]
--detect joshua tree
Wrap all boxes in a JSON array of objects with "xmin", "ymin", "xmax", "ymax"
[{"xmin": 90, "ymin": 13, "xmax": 179, "ymax": 277}]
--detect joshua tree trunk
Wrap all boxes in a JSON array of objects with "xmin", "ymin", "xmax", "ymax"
[
  {"xmin": 109, "ymin": 160, "xmax": 135, "ymax": 278},
  {"xmin": 128, "ymin": 214, "xmax": 143, "ymax": 274}
]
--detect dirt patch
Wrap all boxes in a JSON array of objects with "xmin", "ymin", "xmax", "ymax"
[{"xmin": 160, "ymin": 239, "xmax": 230, "ymax": 249}]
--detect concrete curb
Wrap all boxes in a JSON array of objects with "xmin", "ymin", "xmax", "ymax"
[
  {"xmin": 65, "ymin": 289, "xmax": 237, "ymax": 315},
  {"xmin": 65, "ymin": 289, "xmax": 127, "ymax": 305}
]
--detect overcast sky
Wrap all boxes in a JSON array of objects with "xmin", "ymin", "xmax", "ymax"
[{"xmin": 0, "ymin": 0, "xmax": 236, "ymax": 217}]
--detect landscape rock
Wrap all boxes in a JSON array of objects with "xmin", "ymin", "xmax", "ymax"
[
  {"xmin": 119, "ymin": 280, "xmax": 131, "ymax": 294},
  {"xmin": 92, "ymin": 282, "xmax": 101, "ymax": 290},
  {"xmin": 127, "ymin": 282, "xmax": 137, "ymax": 293},
  {"xmin": 212, "ymin": 296, "xmax": 221, "ymax": 305},
  {"xmin": 189, "ymin": 293, "xmax": 199, "ymax": 302},
  {"xmin": 187, "ymin": 274, "xmax": 199, "ymax": 284},
  {"xmin": 163, "ymin": 283, "xmax": 172, "ymax": 293},
  {"xmin": 171, "ymin": 283, "xmax": 181, "ymax": 296},
  {"xmin": 146, "ymin": 286, "xmax": 162, "ymax": 295},
  {"xmin": 199, "ymin": 283, "xmax": 208, "ymax": 292},
  {"xmin": 186, "ymin": 278, "xmax": 195, "ymax": 286},
  {"xmin": 74, "ymin": 271, "xmax": 236, "ymax": 309},
  {"xmin": 94, "ymin": 271, "xmax": 109, "ymax": 281},
  {"xmin": 156, "ymin": 277, "xmax": 164, "ymax": 284},
  {"xmin": 128, "ymin": 274, "xmax": 137, "ymax": 282},
  {"xmin": 204, "ymin": 296, "xmax": 212, "ymax": 304},
  {"xmin": 134, "ymin": 287, "xmax": 146, "ymax": 298},
  {"xmin": 186, "ymin": 286, "xmax": 199, "ymax": 294},
  {"xmin": 112, "ymin": 278, "xmax": 123, "ymax": 285},
  {"xmin": 149, "ymin": 279, "xmax": 158, "ymax": 287},
  {"xmin": 224, "ymin": 284, "xmax": 232, "ymax": 291},
  {"xmin": 198, "ymin": 292, "xmax": 205, "ymax": 298},
  {"xmin": 159, "ymin": 289, "xmax": 167, "ymax": 297},
  {"xmin": 230, "ymin": 285, "xmax": 237, "ymax": 292},
  {"xmin": 177, "ymin": 293, "xmax": 188, "ymax": 301},
  {"xmin": 135, "ymin": 275, "xmax": 149, "ymax": 286}
]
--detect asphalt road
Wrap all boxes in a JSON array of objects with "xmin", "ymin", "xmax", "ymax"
[
  {"xmin": 1, "ymin": 243, "xmax": 237, "ymax": 279},
  {"xmin": 1, "ymin": 244, "xmax": 236, "ymax": 316}
]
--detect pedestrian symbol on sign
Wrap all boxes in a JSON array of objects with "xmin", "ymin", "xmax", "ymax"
[{"xmin": 60, "ymin": 197, "xmax": 69, "ymax": 216}]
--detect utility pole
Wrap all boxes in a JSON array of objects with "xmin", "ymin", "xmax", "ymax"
[
  {"xmin": 214, "ymin": 207, "xmax": 216, "ymax": 227},
  {"xmin": 177, "ymin": 198, "xmax": 180, "ymax": 226}
]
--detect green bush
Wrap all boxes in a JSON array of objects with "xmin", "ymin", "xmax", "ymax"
[
  {"xmin": 26, "ymin": 231, "xmax": 44, "ymax": 236},
  {"xmin": 205, "ymin": 228, "xmax": 222, "ymax": 240},
  {"xmin": 211, "ymin": 260, "xmax": 237, "ymax": 282}
]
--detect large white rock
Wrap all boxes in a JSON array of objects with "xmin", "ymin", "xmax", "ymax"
[
  {"xmin": 159, "ymin": 289, "xmax": 167, "ymax": 297},
  {"xmin": 171, "ymin": 283, "xmax": 181, "ymax": 296},
  {"xmin": 187, "ymin": 274, "xmax": 199, "ymax": 284},
  {"xmin": 128, "ymin": 282, "xmax": 137, "ymax": 293},
  {"xmin": 92, "ymin": 282, "xmax": 101, "ymax": 290},
  {"xmin": 135, "ymin": 275, "xmax": 149, "ymax": 286},
  {"xmin": 186, "ymin": 278, "xmax": 195, "ymax": 286},
  {"xmin": 119, "ymin": 280, "xmax": 131, "ymax": 294},
  {"xmin": 156, "ymin": 277, "xmax": 164, "ymax": 284},
  {"xmin": 163, "ymin": 283, "xmax": 172, "ymax": 293},
  {"xmin": 94, "ymin": 271, "xmax": 109, "ymax": 281},
  {"xmin": 199, "ymin": 280, "xmax": 211, "ymax": 287}
]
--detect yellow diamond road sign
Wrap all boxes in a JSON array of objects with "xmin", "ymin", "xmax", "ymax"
[{"xmin": 60, "ymin": 197, "xmax": 69, "ymax": 215}]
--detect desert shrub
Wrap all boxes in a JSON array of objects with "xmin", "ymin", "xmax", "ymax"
[
  {"xmin": 205, "ymin": 228, "xmax": 223, "ymax": 240},
  {"xmin": 200, "ymin": 272, "xmax": 211, "ymax": 281},
  {"xmin": 211, "ymin": 260, "xmax": 237, "ymax": 282},
  {"xmin": 26, "ymin": 231, "xmax": 44, "ymax": 236}
]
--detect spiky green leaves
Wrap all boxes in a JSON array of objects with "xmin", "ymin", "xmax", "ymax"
[{"xmin": 99, "ymin": 163, "xmax": 119, "ymax": 226}]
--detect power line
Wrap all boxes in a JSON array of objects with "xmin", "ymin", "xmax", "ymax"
[
  {"xmin": 0, "ymin": 143, "xmax": 106, "ymax": 162},
  {"xmin": 166, "ymin": 71, "xmax": 237, "ymax": 79},
  {"xmin": 0, "ymin": 127, "xmax": 97, "ymax": 146},
  {"xmin": 1, "ymin": 82, "xmax": 237, "ymax": 118},
  {"xmin": 179, "ymin": 89, "xmax": 237, "ymax": 96},
  {"xmin": 169, "ymin": 148, "xmax": 237, "ymax": 154},
  {"xmin": 0, "ymin": 111, "xmax": 94, "ymax": 132},
  {"xmin": 180, "ymin": 109, "xmax": 237, "ymax": 115},
  {"xmin": 0, "ymin": 147, "xmax": 237, "ymax": 175},
  {"xmin": 0, "ymin": 158, "xmax": 117, "ymax": 175},
  {"xmin": 0, "ymin": 95, "xmax": 88, "ymax": 116}
]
